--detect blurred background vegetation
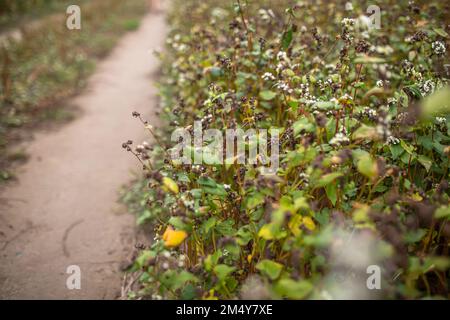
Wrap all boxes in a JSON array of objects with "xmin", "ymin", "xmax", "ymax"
[
  {"xmin": 0, "ymin": 0, "xmax": 88, "ymax": 31},
  {"xmin": 0, "ymin": 0, "xmax": 147, "ymax": 181}
]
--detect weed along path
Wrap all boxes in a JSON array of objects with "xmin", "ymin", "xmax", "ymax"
[{"xmin": 0, "ymin": 13, "xmax": 166, "ymax": 299}]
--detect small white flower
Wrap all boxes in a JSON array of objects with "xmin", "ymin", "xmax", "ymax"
[
  {"xmin": 341, "ymin": 18, "xmax": 356, "ymax": 28},
  {"xmin": 432, "ymin": 41, "xmax": 446, "ymax": 56},
  {"xmin": 312, "ymin": 56, "xmax": 324, "ymax": 65},
  {"xmin": 404, "ymin": 36, "xmax": 413, "ymax": 43},
  {"xmin": 436, "ymin": 117, "xmax": 447, "ymax": 126},
  {"xmin": 261, "ymin": 72, "xmax": 276, "ymax": 81},
  {"xmin": 386, "ymin": 135, "xmax": 400, "ymax": 145},
  {"xmin": 162, "ymin": 262, "xmax": 169, "ymax": 270},
  {"xmin": 275, "ymin": 81, "xmax": 293, "ymax": 94},
  {"xmin": 258, "ymin": 9, "xmax": 275, "ymax": 22},
  {"xmin": 277, "ymin": 51, "xmax": 288, "ymax": 61},
  {"xmin": 340, "ymin": 93, "xmax": 353, "ymax": 100},
  {"xmin": 376, "ymin": 80, "xmax": 384, "ymax": 87},
  {"xmin": 362, "ymin": 107, "xmax": 377, "ymax": 120},
  {"xmin": 420, "ymin": 79, "xmax": 435, "ymax": 96},
  {"xmin": 387, "ymin": 97, "xmax": 397, "ymax": 106},
  {"xmin": 329, "ymin": 132, "xmax": 350, "ymax": 147}
]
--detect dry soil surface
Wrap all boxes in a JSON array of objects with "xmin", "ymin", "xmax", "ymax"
[{"xmin": 0, "ymin": 12, "xmax": 166, "ymax": 299}]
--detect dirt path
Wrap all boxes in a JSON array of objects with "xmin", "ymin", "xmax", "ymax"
[{"xmin": 0, "ymin": 12, "xmax": 166, "ymax": 299}]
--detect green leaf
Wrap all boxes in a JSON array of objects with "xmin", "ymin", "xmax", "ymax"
[
  {"xmin": 400, "ymin": 139, "xmax": 415, "ymax": 155},
  {"xmin": 404, "ymin": 229, "xmax": 427, "ymax": 244},
  {"xmin": 293, "ymin": 118, "xmax": 315, "ymax": 135},
  {"xmin": 356, "ymin": 154, "xmax": 378, "ymax": 180},
  {"xmin": 171, "ymin": 271, "xmax": 198, "ymax": 290},
  {"xmin": 169, "ymin": 216, "xmax": 190, "ymax": 231},
  {"xmin": 274, "ymin": 278, "xmax": 313, "ymax": 299},
  {"xmin": 403, "ymin": 85, "xmax": 422, "ymax": 100},
  {"xmin": 214, "ymin": 264, "xmax": 236, "ymax": 281},
  {"xmin": 417, "ymin": 155, "xmax": 432, "ymax": 171},
  {"xmin": 314, "ymin": 172, "xmax": 343, "ymax": 188},
  {"xmin": 433, "ymin": 28, "xmax": 449, "ymax": 38},
  {"xmin": 245, "ymin": 192, "xmax": 265, "ymax": 209},
  {"xmin": 259, "ymin": 90, "xmax": 277, "ymax": 101},
  {"xmin": 198, "ymin": 177, "xmax": 227, "ymax": 196},
  {"xmin": 202, "ymin": 217, "xmax": 217, "ymax": 234},
  {"xmin": 354, "ymin": 55, "xmax": 386, "ymax": 64},
  {"xmin": 215, "ymin": 219, "xmax": 235, "ymax": 236},
  {"xmin": 181, "ymin": 283, "xmax": 197, "ymax": 300},
  {"xmin": 314, "ymin": 101, "xmax": 337, "ymax": 110},
  {"xmin": 236, "ymin": 225, "xmax": 253, "ymax": 245},
  {"xmin": 435, "ymin": 205, "xmax": 450, "ymax": 219},
  {"xmin": 281, "ymin": 27, "xmax": 293, "ymax": 50},
  {"xmin": 204, "ymin": 250, "xmax": 222, "ymax": 271},
  {"xmin": 422, "ymin": 86, "xmax": 450, "ymax": 118},
  {"xmin": 256, "ymin": 259, "xmax": 283, "ymax": 280},
  {"xmin": 352, "ymin": 124, "xmax": 379, "ymax": 140},
  {"xmin": 315, "ymin": 209, "xmax": 330, "ymax": 226},
  {"xmin": 135, "ymin": 250, "xmax": 155, "ymax": 268},
  {"xmin": 389, "ymin": 144, "xmax": 404, "ymax": 160},
  {"xmin": 325, "ymin": 183, "xmax": 338, "ymax": 206}
]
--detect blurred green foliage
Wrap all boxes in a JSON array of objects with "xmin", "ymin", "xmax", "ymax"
[{"xmin": 0, "ymin": 0, "xmax": 147, "ymax": 175}]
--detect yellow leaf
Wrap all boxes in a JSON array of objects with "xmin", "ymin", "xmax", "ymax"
[
  {"xmin": 288, "ymin": 214, "xmax": 303, "ymax": 236},
  {"xmin": 302, "ymin": 216, "xmax": 316, "ymax": 231},
  {"xmin": 162, "ymin": 177, "xmax": 179, "ymax": 194},
  {"xmin": 162, "ymin": 226, "xmax": 187, "ymax": 248},
  {"xmin": 247, "ymin": 254, "xmax": 253, "ymax": 264},
  {"xmin": 410, "ymin": 193, "xmax": 423, "ymax": 202},
  {"xmin": 203, "ymin": 289, "xmax": 219, "ymax": 300},
  {"xmin": 258, "ymin": 224, "xmax": 274, "ymax": 240}
]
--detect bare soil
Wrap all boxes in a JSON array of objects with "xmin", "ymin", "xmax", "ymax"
[{"xmin": 0, "ymin": 12, "xmax": 166, "ymax": 299}]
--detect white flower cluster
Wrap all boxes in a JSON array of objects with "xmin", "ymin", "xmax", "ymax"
[
  {"xmin": 312, "ymin": 56, "xmax": 324, "ymax": 65},
  {"xmin": 329, "ymin": 128, "xmax": 350, "ymax": 147},
  {"xmin": 339, "ymin": 93, "xmax": 353, "ymax": 100},
  {"xmin": 167, "ymin": 34, "xmax": 188, "ymax": 53},
  {"xmin": 420, "ymin": 79, "xmax": 435, "ymax": 96},
  {"xmin": 275, "ymin": 81, "xmax": 293, "ymax": 94},
  {"xmin": 258, "ymin": 8, "xmax": 275, "ymax": 23},
  {"xmin": 436, "ymin": 117, "xmax": 447, "ymax": 127},
  {"xmin": 341, "ymin": 18, "xmax": 356, "ymax": 29},
  {"xmin": 299, "ymin": 172, "xmax": 310, "ymax": 188},
  {"xmin": 387, "ymin": 97, "xmax": 397, "ymax": 106},
  {"xmin": 275, "ymin": 51, "xmax": 291, "ymax": 74},
  {"xmin": 180, "ymin": 194, "xmax": 195, "ymax": 211},
  {"xmin": 178, "ymin": 254, "xmax": 186, "ymax": 268},
  {"xmin": 386, "ymin": 135, "xmax": 400, "ymax": 145},
  {"xmin": 432, "ymin": 41, "xmax": 446, "ymax": 56},
  {"xmin": 298, "ymin": 83, "xmax": 317, "ymax": 102},
  {"xmin": 277, "ymin": 51, "xmax": 288, "ymax": 61},
  {"xmin": 317, "ymin": 78, "xmax": 333, "ymax": 92},
  {"xmin": 361, "ymin": 107, "xmax": 377, "ymax": 120},
  {"xmin": 262, "ymin": 72, "xmax": 276, "ymax": 81}
]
